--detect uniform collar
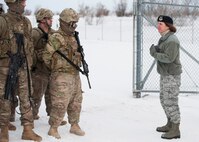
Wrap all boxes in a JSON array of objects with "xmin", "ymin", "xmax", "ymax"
[
  {"xmin": 160, "ymin": 30, "xmax": 170, "ymax": 37},
  {"xmin": 158, "ymin": 31, "xmax": 174, "ymax": 44}
]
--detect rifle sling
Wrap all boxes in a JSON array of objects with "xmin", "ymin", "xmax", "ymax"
[
  {"xmin": 56, "ymin": 50, "xmax": 84, "ymax": 75},
  {"xmin": 16, "ymin": 33, "xmax": 33, "ymax": 110}
]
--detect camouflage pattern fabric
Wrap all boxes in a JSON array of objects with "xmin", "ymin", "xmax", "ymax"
[
  {"xmin": 43, "ymin": 28, "xmax": 81, "ymax": 73},
  {"xmin": 4, "ymin": 0, "xmax": 16, "ymax": 3},
  {"xmin": 35, "ymin": 8, "xmax": 53, "ymax": 21},
  {"xmin": 43, "ymin": 28, "xmax": 83, "ymax": 127},
  {"xmin": 59, "ymin": 8, "xmax": 79, "ymax": 23},
  {"xmin": 31, "ymin": 72, "xmax": 49, "ymax": 116},
  {"xmin": 160, "ymin": 75, "xmax": 181, "ymax": 124},
  {"xmin": 0, "ymin": 10, "xmax": 34, "ymax": 126},
  {"xmin": 31, "ymin": 27, "xmax": 55, "ymax": 117},
  {"xmin": 48, "ymin": 73, "xmax": 82, "ymax": 126}
]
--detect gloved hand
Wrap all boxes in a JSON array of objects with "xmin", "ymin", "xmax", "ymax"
[
  {"xmin": 150, "ymin": 44, "xmax": 160, "ymax": 56},
  {"xmin": 150, "ymin": 44, "xmax": 160, "ymax": 52},
  {"xmin": 153, "ymin": 45, "xmax": 160, "ymax": 52}
]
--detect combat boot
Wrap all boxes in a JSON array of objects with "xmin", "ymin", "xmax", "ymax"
[
  {"xmin": 156, "ymin": 118, "xmax": 172, "ymax": 132},
  {"xmin": 21, "ymin": 125, "xmax": 42, "ymax": 142},
  {"xmin": 8, "ymin": 122, "xmax": 16, "ymax": 131},
  {"xmin": 161, "ymin": 123, "xmax": 180, "ymax": 139},
  {"xmin": 0, "ymin": 125, "xmax": 9, "ymax": 142},
  {"xmin": 70, "ymin": 123, "xmax": 85, "ymax": 136},
  {"xmin": 48, "ymin": 126, "xmax": 61, "ymax": 139}
]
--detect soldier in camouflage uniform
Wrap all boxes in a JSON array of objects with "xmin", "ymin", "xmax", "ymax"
[
  {"xmin": 0, "ymin": 0, "xmax": 42, "ymax": 141},
  {"xmin": 0, "ymin": 2, "xmax": 17, "ymax": 132},
  {"xmin": 42, "ymin": 8, "xmax": 85, "ymax": 139},
  {"xmin": 31, "ymin": 8, "xmax": 54, "ymax": 120},
  {"xmin": 150, "ymin": 15, "xmax": 182, "ymax": 139},
  {"xmin": 31, "ymin": 8, "xmax": 67, "ymax": 126}
]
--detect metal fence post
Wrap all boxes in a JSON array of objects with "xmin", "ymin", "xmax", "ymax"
[{"xmin": 133, "ymin": 0, "xmax": 143, "ymax": 98}]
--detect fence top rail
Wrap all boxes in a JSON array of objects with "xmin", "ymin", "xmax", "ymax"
[
  {"xmin": 142, "ymin": 2, "xmax": 199, "ymax": 8},
  {"xmin": 137, "ymin": 90, "xmax": 199, "ymax": 94}
]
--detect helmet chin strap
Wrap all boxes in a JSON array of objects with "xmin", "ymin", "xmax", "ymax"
[{"xmin": 46, "ymin": 20, "xmax": 51, "ymax": 29}]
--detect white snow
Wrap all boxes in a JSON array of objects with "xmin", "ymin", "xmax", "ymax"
[{"xmin": 7, "ymin": 16, "xmax": 199, "ymax": 142}]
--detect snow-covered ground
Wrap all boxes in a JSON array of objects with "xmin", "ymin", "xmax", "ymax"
[{"xmin": 7, "ymin": 16, "xmax": 199, "ymax": 142}]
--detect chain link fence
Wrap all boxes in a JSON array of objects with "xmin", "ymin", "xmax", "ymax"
[
  {"xmin": 133, "ymin": 0, "xmax": 199, "ymax": 97},
  {"xmin": 29, "ymin": 15, "xmax": 133, "ymax": 42}
]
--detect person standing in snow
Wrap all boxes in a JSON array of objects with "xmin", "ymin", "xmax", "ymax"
[
  {"xmin": 0, "ymin": 2, "xmax": 18, "ymax": 129},
  {"xmin": 31, "ymin": 7, "xmax": 67, "ymax": 125},
  {"xmin": 0, "ymin": 0, "xmax": 42, "ymax": 141},
  {"xmin": 42, "ymin": 8, "xmax": 85, "ymax": 139},
  {"xmin": 150, "ymin": 15, "xmax": 182, "ymax": 139},
  {"xmin": 31, "ymin": 8, "xmax": 54, "ymax": 120}
]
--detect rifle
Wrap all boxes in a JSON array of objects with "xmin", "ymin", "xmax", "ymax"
[
  {"xmin": 74, "ymin": 31, "xmax": 91, "ymax": 89},
  {"xmin": 4, "ymin": 33, "xmax": 34, "ymax": 107},
  {"xmin": 4, "ymin": 33, "xmax": 25, "ymax": 101}
]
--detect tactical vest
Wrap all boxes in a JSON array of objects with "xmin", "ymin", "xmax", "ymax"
[
  {"xmin": 32, "ymin": 27, "xmax": 55, "ymax": 61},
  {"xmin": 47, "ymin": 30, "xmax": 81, "ymax": 74},
  {"xmin": 0, "ymin": 13, "xmax": 32, "ymax": 61},
  {"xmin": 58, "ymin": 31, "xmax": 81, "ymax": 66},
  {"xmin": 32, "ymin": 27, "xmax": 54, "ymax": 74},
  {"xmin": 33, "ymin": 28, "xmax": 49, "ymax": 48}
]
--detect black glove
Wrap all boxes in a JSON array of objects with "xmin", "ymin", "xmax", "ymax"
[{"xmin": 154, "ymin": 45, "xmax": 160, "ymax": 52}]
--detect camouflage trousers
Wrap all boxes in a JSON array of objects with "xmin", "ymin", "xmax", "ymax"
[
  {"xmin": 160, "ymin": 74, "xmax": 181, "ymax": 124},
  {"xmin": 48, "ymin": 72, "xmax": 83, "ymax": 127},
  {"xmin": 0, "ymin": 67, "xmax": 34, "ymax": 126},
  {"xmin": 32, "ymin": 71, "xmax": 51, "ymax": 116}
]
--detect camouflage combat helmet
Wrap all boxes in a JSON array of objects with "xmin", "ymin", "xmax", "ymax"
[
  {"xmin": 4, "ymin": 0, "xmax": 25, "ymax": 4},
  {"xmin": 4, "ymin": 0, "xmax": 17, "ymax": 3},
  {"xmin": 59, "ymin": 8, "xmax": 79, "ymax": 23},
  {"xmin": 36, "ymin": 8, "xmax": 53, "ymax": 21}
]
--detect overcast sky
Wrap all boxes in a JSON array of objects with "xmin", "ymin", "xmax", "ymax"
[{"xmin": 0, "ymin": 0, "xmax": 133, "ymax": 13}]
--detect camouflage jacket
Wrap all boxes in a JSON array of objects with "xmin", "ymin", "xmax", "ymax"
[
  {"xmin": 0, "ymin": 10, "xmax": 33, "ymax": 68},
  {"xmin": 43, "ymin": 28, "xmax": 81, "ymax": 74},
  {"xmin": 32, "ymin": 27, "xmax": 55, "ymax": 74}
]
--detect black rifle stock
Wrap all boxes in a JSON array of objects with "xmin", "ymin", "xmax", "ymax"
[
  {"xmin": 74, "ymin": 31, "xmax": 91, "ymax": 89},
  {"xmin": 4, "ymin": 33, "xmax": 25, "ymax": 100}
]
